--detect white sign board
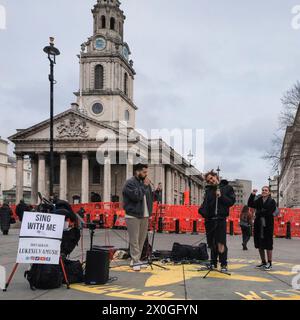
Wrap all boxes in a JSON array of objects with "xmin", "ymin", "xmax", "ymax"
[
  {"xmin": 20, "ymin": 212, "xmax": 64, "ymax": 239},
  {"xmin": 16, "ymin": 212, "xmax": 65, "ymax": 265}
]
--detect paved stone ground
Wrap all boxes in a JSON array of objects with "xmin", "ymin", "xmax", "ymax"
[{"xmin": 0, "ymin": 228, "xmax": 299, "ymax": 300}]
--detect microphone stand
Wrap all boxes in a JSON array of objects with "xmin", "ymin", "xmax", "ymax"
[{"xmin": 146, "ymin": 199, "xmax": 169, "ymax": 270}]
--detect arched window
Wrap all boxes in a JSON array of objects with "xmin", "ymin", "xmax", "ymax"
[
  {"xmin": 95, "ymin": 65, "xmax": 104, "ymax": 89},
  {"xmin": 125, "ymin": 110, "xmax": 130, "ymax": 121},
  {"xmin": 110, "ymin": 17, "xmax": 116, "ymax": 30},
  {"xmin": 101, "ymin": 15, "xmax": 106, "ymax": 28},
  {"xmin": 124, "ymin": 73, "xmax": 128, "ymax": 96}
]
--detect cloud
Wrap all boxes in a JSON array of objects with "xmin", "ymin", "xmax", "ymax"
[{"xmin": 0, "ymin": 0, "xmax": 299, "ymax": 188}]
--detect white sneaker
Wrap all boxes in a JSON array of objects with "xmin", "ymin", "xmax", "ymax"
[
  {"xmin": 132, "ymin": 264, "xmax": 141, "ymax": 272},
  {"xmin": 139, "ymin": 261, "xmax": 148, "ymax": 269}
]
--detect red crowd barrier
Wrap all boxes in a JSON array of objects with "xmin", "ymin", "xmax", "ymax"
[{"xmin": 67, "ymin": 202, "xmax": 300, "ymax": 238}]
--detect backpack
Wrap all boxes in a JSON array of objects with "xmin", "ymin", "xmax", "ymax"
[
  {"xmin": 24, "ymin": 264, "xmax": 62, "ymax": 290},
  {"xmin": 62, "ymin": 260, "xmax": 84, "ymax": 284}
]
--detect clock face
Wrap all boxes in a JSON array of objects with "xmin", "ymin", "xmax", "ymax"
[
  {"xmin": 123, "ymin": 46, "xmax": 129, "ymax": 60},
  {"xmin": 92, "ymin": 103, "xmax": 104, "ymax": 115},
  {"xmin": 95, "ymin": 37, "xmax": 106, "ymax": 50}
]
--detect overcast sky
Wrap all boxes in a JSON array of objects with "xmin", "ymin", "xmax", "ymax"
[{"xmin": 1, "ymin": 0, "xmax": 300, "ymax": 188}]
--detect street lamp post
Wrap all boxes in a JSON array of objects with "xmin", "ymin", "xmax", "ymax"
[
  {"xmin": 43, "ymin": 37, "xmax": 60, "ymax": 199},
  {"xmin": 187, "ymin": 151, "xmax": 194, "ymax": 205},
  {"xmin": 216, "ymin": 166, "xmax": 221, "ymax": 178}
]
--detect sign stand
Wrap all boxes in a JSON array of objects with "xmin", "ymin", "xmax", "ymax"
[
  {"xmin": 3, "ymin": 257, "xmax": 70, "ymax": 292},
  {"xmin": 3, "ymin": 211, "xmax": 70, "ymax": 292}
]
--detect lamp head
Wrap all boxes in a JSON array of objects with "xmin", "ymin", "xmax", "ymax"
[{"xmin": 43, "ymin": 37, "xmax": 60, "ymax": 62}]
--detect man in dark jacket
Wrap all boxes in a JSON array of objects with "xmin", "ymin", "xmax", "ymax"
[
  {"xmin": 248, "ymin": 187, "xmax": 276, "ymax": 271},
  {"xmin": 199, "ymin": 170, "xmax": 236, "ymax": 272},
  {"xmin": 0, "ymin": 203, "xmax": 13, "ymax": 235},
  {"xmin": 122, "ymin": 163, "xmax": 153, "ymax": 272},
  {"xmin": 16, "ymin": 199, "xmax": 30, "ymax": 222}
]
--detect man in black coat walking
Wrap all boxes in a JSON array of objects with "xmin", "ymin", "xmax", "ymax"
[
  {"xmin": 0, "ymin": 203, "xmax": 13, "ymax": 235},
  {"xmin": 199, "ymin": 170, "xmax": 236, "ymax": 272}
]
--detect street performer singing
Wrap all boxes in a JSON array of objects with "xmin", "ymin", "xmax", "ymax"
[
  {"xmin": 199, "ymin": 170, "xmax": 236, "ymax": 272},
  {"xmin": 122, "ymin": 163, "xmax": 153, "ymax": 272}
]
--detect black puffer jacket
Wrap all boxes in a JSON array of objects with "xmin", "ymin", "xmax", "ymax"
[
  {"xmin": 199, "ymin": 180, "xmax": 236, "ymax": 219},
  {"xmin": 122, "ymin": 176, "xmax": 153, "ymax": 218},
  {"xmin": 0, "ymin": 204, "xmax": 13, "ymax": 232}
]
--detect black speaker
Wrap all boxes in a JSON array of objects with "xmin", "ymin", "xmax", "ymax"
[{"xmin": 85, "ymin": 250, "xmax": 110, "ymax": 285}]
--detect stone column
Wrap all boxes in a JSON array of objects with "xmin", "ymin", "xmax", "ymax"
[
  {"xmin": 198, "ymin": 186, "xmax": 203, "ymax": 205},
  {"xmin": 103, "ymin": 155, "xmax": 111, "ymax": 202},
  {"xmin": 38, "ymin": 153, "xmax": 46, "ymax": 197},
  {"xmin": 81, "ymin": 153, "xmax": 89, "ymax": 204},
  {"xmin": 192, "ymin": 182, "xmax": 195, "ymax": 205},
  {"xmin": 16, "ymin": 154, "xmax": 24, "ymax": 204},
  {"xmin": 126, "ymin": 152, "xmax": 134, "ymax": 180},
  {"xmin": 59, "ymin": 153, "xmax": 68, "ymax": 201},
  {"xmin": 30, "ymin": 155, "xmax": 38, "ymax": 205},
  {"xmin": 165, "ymin": 167, "xmax": 172, "ymax": 205}
]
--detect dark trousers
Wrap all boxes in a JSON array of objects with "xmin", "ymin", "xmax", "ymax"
[
  {"xmin": 241, "ymin": 226, "xmax": 251, "ymax": 246},
  {"xmin": 205, "ymin": 219, "xmax": 228, "ymax": 266}
]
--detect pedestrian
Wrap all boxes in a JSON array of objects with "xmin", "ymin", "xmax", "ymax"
[
  {"xmin": 0, "ymin": 203, "xmax": 13, "ymax": 235},
  {"xmin": 91, "ymin": 192, "xmax": 102, "ymax": 203},
  {"xmin": 153, "ymin": 183, "xmax": 163, "ymax": 204},
  {"xmin": 248, "ymin": 187, "xmax": 276, "ymax": 271},
  {"xmin": 16, "ymin": 199, "xmax": 30, "ymax": 222},
  {"xmin": 199, "ymin": 170, "xmax": 236, "ymax": 272},
  {"xmin": 239, "ymin": 205, "xmax": 252, "ymax": 250},
  {"xmin": 122, "ymin": 163, "xmax": 153, "ymax": 272}
]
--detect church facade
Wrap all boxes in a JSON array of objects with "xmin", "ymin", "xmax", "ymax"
[
  {"xmin": 9, "ymin": 0, "xmax": 204, "ymax": 206},
  {"xmin": 279, "ymin": 107, "xmax": 300, "ymax": 208}
]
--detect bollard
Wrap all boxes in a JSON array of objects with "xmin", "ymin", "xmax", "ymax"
[
  {"xmin": 192, "ymin": 220, "xmax": 198, "ymax": 235},
  {"xmin": 86, "ymin": 214, "xmax": 91, "ymax": 224},
  {"xmin": 286, "ymin": 221, "xmax": 292, "ymax": 239},
  {"xmin": 175, "ymin": 219, "xmax": 180, "ymax": 234},
  {"xmin": 100, "ymin": 214, "xmax": 104, "ymax": 229},
  {"xmin": 158, "ymin": 217, "xmax": 163, "ymax": 233},
  {"xmin": 113, "ymin": 214, "xmax": 118, "ymax": 229},
  {"xmin": 230, "ymin": 221, "xmax": 234, "ymax": 236}
]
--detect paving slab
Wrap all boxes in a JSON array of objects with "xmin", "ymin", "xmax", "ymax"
[{"xmin": 0, "ymin": 229, "xmax": 299, "ymax": 300}]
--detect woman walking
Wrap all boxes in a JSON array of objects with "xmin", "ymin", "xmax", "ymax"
[
  {"xmin": 239, "ymin": 205, "xmax": 252, "ymax": 250},
  {"xmin": 0, "ymin": 203, "xmax": 13, "ymax": 235},
  {"xmin": 248, "ymin": 187, "xmax": 276, "ymax": 271}
]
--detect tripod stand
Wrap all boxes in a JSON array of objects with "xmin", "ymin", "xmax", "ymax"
[{"xmin": 145, "ymin": 201, "xmax": 169, "ymax": 270}]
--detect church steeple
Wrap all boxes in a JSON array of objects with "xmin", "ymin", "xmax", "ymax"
[
  {"xmin": 92, "ymin": 0, "xmax": 125, "ymax": 41},
  {"xmin": 75, "ymin": 0, "xmax": 137, "ymax": 128}
]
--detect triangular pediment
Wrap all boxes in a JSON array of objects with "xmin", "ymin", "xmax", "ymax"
[{"xmin": 8, "ymin": 109, "xmax": 120, "ymax": 142}]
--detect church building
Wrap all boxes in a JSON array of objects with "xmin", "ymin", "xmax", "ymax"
[{"xmin": 9, "ymin": 0, "xmax": 204, "ymax": 205}]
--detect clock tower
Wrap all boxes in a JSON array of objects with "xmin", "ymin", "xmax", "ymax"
[{"xmin": 76, "ymin": 0, "xmax": 137, "ymax": 128}]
